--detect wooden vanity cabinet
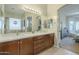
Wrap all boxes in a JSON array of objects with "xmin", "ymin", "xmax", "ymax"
[
  {"xmin": 44, "ymin": 34, "xmax": 54, "ymax": 48},
  {"xmin": 0, "ymin": 33, "xmax": 54, "ymax": 55},
  {"xmin": 0, "ymin": 38, "xmax": 34, "ymax": 55},
  {"xmin": 0, "ymin": 40, "xmax": 19, "ymax": 55},
  {"xmin": 33, "ymin": 34, "xmax": 54, "ymax": 54},
  {"xmin": 33, "ymin": 36, "xmax": 45, "ymax": 54},
  {"xmin": 19, "ymin": 38, "xmax": 33, "ymax": 55},
  {"xmin": 49, "ymin": 34, "xmax": 54, "ymax": 47}
]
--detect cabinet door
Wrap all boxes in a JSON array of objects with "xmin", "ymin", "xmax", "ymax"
[
  {"xmin": 43, "ymin": 34, "xmax": 54, "ymax": 48},
  {"xmin": 43, "ymin": 35, "xmax": 50, "ymax": 48},
  {"xmin": 20, "ymin": 38, "xmax": 33, "ymax": 55},
  {"xmin": 2, "ymin": 40, "xmax": 19, "ymax": 55},
  {"xmin": 49, "ymin": 34, "xmax": 54, "ymax": 47},
  {"xmin": 0, "ymin": 43, "xmax": 3, "ymax": 53}
]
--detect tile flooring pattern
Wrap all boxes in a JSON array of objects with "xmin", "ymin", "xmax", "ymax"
[
  {"xmin": 61, "ymin": 37, "xmax": 79, "ymax": 54},
  {"xmin": 38, "ymin": 47, "xmax": 77, "ymax": 55}
]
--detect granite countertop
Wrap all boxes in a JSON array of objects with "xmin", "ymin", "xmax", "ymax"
[{"xmin": 0, "ymin": 31, "xmax": 53, "ymax": 43}]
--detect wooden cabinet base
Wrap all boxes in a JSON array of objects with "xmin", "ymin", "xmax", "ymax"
[
  {"xmin": 0, "ymin": 33, "xmax": 54, "ymax": 55},
  {"xmin": 19, "ymin": 38, "xmax": 33, "ymax": 55},
  {"xmin": 0, "ymin": 40, "xmax": 19, "ymax": 55},
  {"xmin": 34, "ymin": 33, "xmax": 54, "ymax": 54}
]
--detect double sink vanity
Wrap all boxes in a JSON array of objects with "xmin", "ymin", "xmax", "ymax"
[
  {"xmin": 0, "ymin": 4, "xmax": 54, "ymax": 55},
  {"xmin": 0, "ymin": 32, "xmax": 54, "ymax": 55}
]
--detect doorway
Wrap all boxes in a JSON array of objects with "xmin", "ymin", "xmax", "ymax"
[{"xmin": 58, "ymin": 4, "xmax": 79, "ymax": 54}]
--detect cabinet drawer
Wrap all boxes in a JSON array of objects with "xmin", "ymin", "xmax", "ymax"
[
  {"xmin": 0, "ymin": 43, "xmax": 3, "ymax": 52},
  {"xmin": 34, "ymin": 43, "xmax": 44, "ymax": 49},
  {"xmin": 34, "ymin": 39, "xmax": 45, "ymax": 45},
  {"xmin": 34, "ymin": 42, "xmax": 46, "ymax": 54}
]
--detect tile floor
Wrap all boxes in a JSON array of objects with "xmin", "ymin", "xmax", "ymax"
[
  {"xmin": 38, "ymin": 47, "xmax": 77, "ymax": 55},
  {"xmin": 61, "ymin": 37, "xmax": 79, "ymax": 54}
]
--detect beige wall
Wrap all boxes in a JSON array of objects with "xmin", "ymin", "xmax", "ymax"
[
  {"xmin": 47, "ymin": 4, "xmax": 65, "ymax": 47},
  {"xmin": 47, "ymin": 4, "xmax": 64, "ymax": 17}
]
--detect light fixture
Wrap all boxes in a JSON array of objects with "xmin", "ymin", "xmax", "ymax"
[{"xmin": 23, "ymin": 6, "xmax": 42, "ymax": 15}]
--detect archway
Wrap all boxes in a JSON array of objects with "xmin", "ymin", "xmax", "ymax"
[{"xmin": 58, "ymin": 4, "xmax": 79, "ymax": 54}]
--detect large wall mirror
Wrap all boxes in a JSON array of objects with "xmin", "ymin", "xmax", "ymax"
[{"xmin": 0, "ymin": 4, "xmax": 51, "ymax": 34}]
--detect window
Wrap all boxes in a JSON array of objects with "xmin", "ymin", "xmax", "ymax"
[
  {"xmin": 76, "ymin": 22, "xmax": 79, "ymax": 31},
  {"xmin": 0, "ymin": 18, "xmax": 3, "ymax": 30},
  {"xmin": 48, "ymin": 19, "xmax": 53, "ymax": 28},
  {"xmin": 9, "ymin": 18, "xmax": 21, "ymax": 30},
  {"xmin": 69, "ymin": 21, "xmax": 74, "ymax": 33},
  {"xmin": 0, "ymin": 17, "xmax": 3, "ymax": 30}
]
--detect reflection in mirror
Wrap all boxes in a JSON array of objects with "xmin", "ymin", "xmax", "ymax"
[
  {"xmin": 26, "ymin": 16, "xmax": 32, "ymax": 32},
  {"xmin": 44, "ymin": 20, "xmax": 48, "ymax": 28},
  {"xmin": 9, "ymin": 18, "xmax": 21, "ymax": 30},
  {"xmin": 7, "ymin": 18, "xmax": 22, "ymax": 33},
  {"xmin": 0, "ymin": 5, "xmax": 3, "ymax": 34},
  {"xmin": 43, "ymin": 19, "xmax": 53, "ymax": 29},
  {"xmin": 48, "ymin": 19, "xmax": 53, "ymax": 28},
  {"xmin": 4, "ymin": 4, "xmax": 25, "ymax": 34},
  {"xmin": 22, "ymin": 19, "xmax": 26, "ymax": 32},
  {"xmin": 36, "ymin": 16, "xmax": 41, "ymax": 31},
  {"xmin": 0, "ymin": 17, "xmax": 3, "ymax": 33}
]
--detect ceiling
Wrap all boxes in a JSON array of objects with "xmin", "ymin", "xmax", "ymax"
[
  {"xmin": 5, "ymin": 4, "xmax": 25, "ymax": 15},
  {"xmin": 59, "ymin": 4, "xmax": 79, "ymax": 16},
  {"xmin": 5, "ymin": 4, "xmax": 47, "ymax": 15}
]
